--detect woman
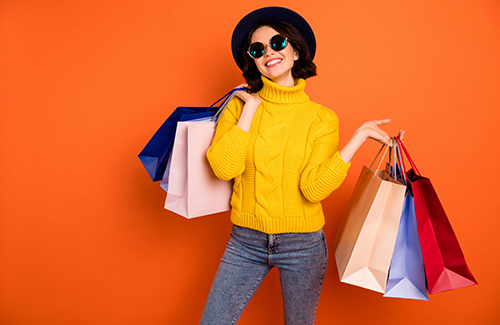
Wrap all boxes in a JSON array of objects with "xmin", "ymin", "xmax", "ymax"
[{"xmin": 201, "ymin": 7, "xmax": 403, "ymax": 324}]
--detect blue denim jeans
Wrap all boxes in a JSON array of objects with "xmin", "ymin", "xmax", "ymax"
[{"xmin": 200, "ymin": 225, "xmax": 328, "ymax": 325}]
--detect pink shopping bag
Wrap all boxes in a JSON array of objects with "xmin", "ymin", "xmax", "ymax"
[
  {"xmin": 333, "ymin": 143, "xmax": 406, "ymax": 293},
  {"xmin": 165, "ymin": 121, "xmax": 232, "ymax": 218}
]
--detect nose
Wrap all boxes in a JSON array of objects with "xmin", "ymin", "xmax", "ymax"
[{"xmin": 263, "ymin": 44, "xmax": 275, "ymax": 57}]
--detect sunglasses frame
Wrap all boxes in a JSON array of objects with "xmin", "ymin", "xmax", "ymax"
[{"xmin": 247, "ymin": 34, "xmax": 289, "ymax": 59}]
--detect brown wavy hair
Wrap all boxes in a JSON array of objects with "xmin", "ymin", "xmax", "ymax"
[{"xmin": 242, "ymin": 19, "xmax": 317, "ymax": 92}]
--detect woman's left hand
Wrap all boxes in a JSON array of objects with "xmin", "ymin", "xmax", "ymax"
[
  {"xmin": 340, "ymin": 119, "xmax": 405, "ymax": 163},
  {"xmin": 354, "ymin": 119, "xmax": 405, "ymax": 146}
]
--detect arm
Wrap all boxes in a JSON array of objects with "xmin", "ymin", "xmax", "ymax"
[
  {"xmin": 300, "ymin": 113, "xmax": 404, "ymax": 203},
  {"xmin": 206, "ymin": 84, "xmax": 261, "ymax": 180},
  {"xmin": 300, "ymin": 109, "xmax": 351, "ymax": 202},
  {"xmin": 234, "ymin": 85, "xmax": 261, "ymax": 132}
]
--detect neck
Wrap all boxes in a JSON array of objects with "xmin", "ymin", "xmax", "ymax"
[
  {"xmin": 258, "ymin": 76, "xmax": 309, "ymax": 104},
  {"xmin": 269, "ymin": 72, "xmax": 295, "ymax": 87}
]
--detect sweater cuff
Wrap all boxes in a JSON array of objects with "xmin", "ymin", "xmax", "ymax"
[
  {"xmin": 229, "ymin": 124, "xmax": 251, "ymax": 144},
  {"xmin": 313, "ymin": 151, "xmax": 351, "ymax": 192},
  {"xmin": 218, "ymin": 125, "xmax": 250, "ymax": 163},
  {"xmin": 329, "ymin": 151, "xmax": 351, "ymax": 175}
]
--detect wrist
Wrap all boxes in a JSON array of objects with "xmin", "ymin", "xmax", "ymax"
[
  {"xmin": 353, "ymin": 128, "xmax": 369, "ymax": 145},
  {"xmin": 237, "ymin": 104, "xmax": 258, "ymax": 132},
  {"xmin": 243, "ymin": 99, "xmax": 260, "ymax": 113},
  {"xmin": 340, "ymin": 129, "xmax": 368, "ymax": 163}
]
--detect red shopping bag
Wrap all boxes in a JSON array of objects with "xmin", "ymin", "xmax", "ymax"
[{"xmin": 397, "ymin": 138, "xmax": 477, "ymax": 294}]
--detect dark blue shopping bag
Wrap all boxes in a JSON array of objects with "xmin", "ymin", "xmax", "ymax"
[{"xmin": 138, "ymin": 89, "xmax": 244, "ymax": 181}]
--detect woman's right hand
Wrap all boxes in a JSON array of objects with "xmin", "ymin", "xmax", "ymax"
[
  {"xmin": 234, "ymin": 83, "xmax": 261, "ymax": 132},
  {"xmin": 234, "ymin": 83, "xmax": 261, "ymax": 108}
]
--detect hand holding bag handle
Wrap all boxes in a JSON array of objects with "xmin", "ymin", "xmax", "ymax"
[
  {"xmin": 139, "ymin": 87, "xmax": 246, "ymax": 181},
  {"xmin": 160, "ymin": 87, "xmax": 246, "ymax": 192},
  {"xmin": 211, "ymin": 87, "xmax": 246, "ymax": 126}
]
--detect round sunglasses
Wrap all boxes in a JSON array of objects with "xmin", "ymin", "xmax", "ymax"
[{"xmin": 247, "ymin": 34, "xmax": 289, "ymax": 59}]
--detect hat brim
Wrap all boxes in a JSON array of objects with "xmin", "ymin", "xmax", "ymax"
[{"xmin": 231, "ymin": 7, "xmax": 316, "ymax": 71}]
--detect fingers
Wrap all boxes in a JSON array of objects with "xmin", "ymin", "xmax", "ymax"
[
  {"xmin": 234, "ymin": 90, "xmax": 250, "ymax": 101},
  {"xmin": 371, "ymin": 120, "xmax": 405, "ymax": 144},
  {"xmin": 398, "ymin": 130, "xmax": 405, "ymax": 141},
  {"xmin": 233, "ymin": 83, "xmax": 251, "ymax": 101},
  {"xmin": 382, "ymin": 133, "xmax": 392, "ymax": 146},
  {"xmin": 375, "ymin": 119, "xmax": 391, "ymax": 126},
  {"xmin": 235, "ymin": 83, "xmax": 249, "ymax": 90},
  {"xmin": 369, "ymin": 127, "xmax": 391, "ymax": 146},
  {"xmin": 234, "ymin": 90, "xmax": 262, "ymax": 108}
]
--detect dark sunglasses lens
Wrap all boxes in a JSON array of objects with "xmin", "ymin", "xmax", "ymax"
[
  {"xmin": 249, "ymin": 43, "xmax": 265, "ymax": 58},
  {"xmin": 270, "ymin": 35, "xmax": 287, "ymax": 51}
]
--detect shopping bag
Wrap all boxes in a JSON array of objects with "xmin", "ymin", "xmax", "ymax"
[
  {"xmin": 383, "ymin": 190, "xmax": 428, "ymax": 300},
  {"xmin": 397, "ymin": 138, "xmax": 477, "ymax": 294},
  {"xmin": 164, "ymin": 121, "xmax": 232, "ymax": 218},
  {"xmin": 333, "ymin": 143, "xmax": 406, "ymax": 293},
  {"xmin": 159, "ymin": 90, "xmax": 240, "ymax": 192},
  {"xmin": 383, "ymin": 141, "xmax": 428, "ymax": 300},
  {"xmin": 138, "ymin": 89, "xmax": 242, "ymax": 181},
  {"xmin": 159, "ymin": 114, "xmax": 214, "ymax": 192}
]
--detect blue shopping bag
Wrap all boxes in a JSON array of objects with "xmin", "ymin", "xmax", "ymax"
[
  {"xmin": 383, "ymin": 139, "xmax": 428, "ymax": 300},
  {"xmin": 383, "ymin": 188, "xmax": 428, "ymax": 300},
  {"xmin": 138, "ymin": 88, "xmax": 243, "ymax": 181}
]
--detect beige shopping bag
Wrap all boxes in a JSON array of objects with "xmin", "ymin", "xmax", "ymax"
[
  {"xmin": 333, "ymin": 148, "xmax": 406, "ymax": 293},
  {"xmin": 165, "ymin": 121, "xmax": 232, "ymax": 218}
]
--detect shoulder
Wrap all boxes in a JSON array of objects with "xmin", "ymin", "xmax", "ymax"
[
  {"xmin": 299, "ymin": 102, "xmax": 341, "ymax": 143},
  {"xmin": 316, "ymin": 105, "xmax": 339, "ymax": 125},
  {"xmin": 307, "ymin": 102, "xmax": 340, "ymax": 131}
]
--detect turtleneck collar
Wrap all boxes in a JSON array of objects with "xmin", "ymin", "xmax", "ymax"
[{"xmin": 257, "ymin": 76, "xmax": 309, "ymax": 104}]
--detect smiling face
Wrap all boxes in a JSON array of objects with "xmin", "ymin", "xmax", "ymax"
[{"xmin": 250, "ymin": 26, "xmax": 299, "ymax": 87}]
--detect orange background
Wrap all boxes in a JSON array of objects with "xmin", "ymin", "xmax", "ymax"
[{"xmin": 1, "ymin": 0, "xmax": 499, "ymax": 324}]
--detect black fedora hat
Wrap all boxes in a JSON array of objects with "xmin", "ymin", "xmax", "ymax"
[{"xmin": 231, "ymin": 7, "xmax": 316, "ymax": 71}]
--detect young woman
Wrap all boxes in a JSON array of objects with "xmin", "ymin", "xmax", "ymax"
[{"xmin": 201, "ymin": 7, "xmax": 403, "ymax": 325}]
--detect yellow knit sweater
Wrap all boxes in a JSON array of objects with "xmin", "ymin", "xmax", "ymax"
[{"xmin": 207, "ymin": 76, "xmax": 350, "ymax": 234}]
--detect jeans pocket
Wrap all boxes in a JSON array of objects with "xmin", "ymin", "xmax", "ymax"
[{"xmin": 321, "ymin": 232, "xmax": 328, "ymax": 258}]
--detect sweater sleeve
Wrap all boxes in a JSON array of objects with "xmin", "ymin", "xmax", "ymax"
[
  {"xmin": 206, "ymin": 98, "xmax": 251, "ymax": 181},
  {"xmin": 300, "ymin": 107, "xmax": 351, "ymax": 203}
]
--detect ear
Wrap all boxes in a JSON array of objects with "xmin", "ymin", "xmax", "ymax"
[{"xmin": 293, "ymin": 49, "xmax": 299, "ymax": 61}]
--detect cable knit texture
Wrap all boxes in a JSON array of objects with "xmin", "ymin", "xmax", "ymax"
[{"xmin": 207, "ymin": 76, "xmax": 350, "ymax": 234}]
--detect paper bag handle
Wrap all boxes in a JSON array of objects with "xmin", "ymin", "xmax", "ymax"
[
  {"xmin": 395, "ymin": 137, "xmax": 421, "ymax": 176},
  {"xmin": 394, "ymin": 138, "xmax": 407, "ymax": 183},
  {"xmin": 211, "ymin": 88, "xmax": 247, "ymax": 127},
  {"xmin": 367, "ymin": 140, "xmax": 391, "ymax": 178},
  {"xmin": 209, "ymin": 88, "xmax": 245, "ymax": 108}
]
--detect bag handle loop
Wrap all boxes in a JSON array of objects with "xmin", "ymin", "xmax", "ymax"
[
  {"xmin": 209, "ymin": 88, "xmax": 244, "ymax": 108},
  {"xmin": 211, "ymin": 88, "xmax": 247, "ymax": 127},
  {"xmin": 395, "ymin": 137, "xmax": 421, "ymax": 176},
  {"xmin": 367, "ymin": 139, "xmax": 392, "ymax": 179},
  {"xmin": 394, "ymin": 138, "xmax": 407, "ymax": 183}
]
